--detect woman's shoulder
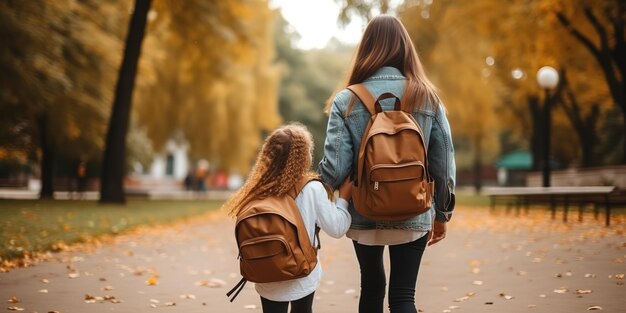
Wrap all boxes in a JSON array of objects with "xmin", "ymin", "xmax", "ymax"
[{"xmin": 331, "ymin": 89, "xmax": 354, "ymax": 109}]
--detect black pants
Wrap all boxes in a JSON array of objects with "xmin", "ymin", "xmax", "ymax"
[
  {"xmin": 352, "ymin": 234, "xmax": 428, "ymax": 313},
  {"xmin": 260, "ymin": 292, "xmax": 315, "ymax": 313}
]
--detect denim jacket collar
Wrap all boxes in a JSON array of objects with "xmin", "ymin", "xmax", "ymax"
[{"xmin": 365, "ymin": 66, "xmax": 406, "ymax": 81}]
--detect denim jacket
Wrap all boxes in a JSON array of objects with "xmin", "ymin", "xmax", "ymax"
[{"xmin": 318, "ymin": 66, "xmax": 456, "ymax": 231}]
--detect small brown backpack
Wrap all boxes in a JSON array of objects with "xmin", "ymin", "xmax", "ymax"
[
  {"xmin": 226, "ymin": 178, "xmax": 320, "ymax": 302},
  {"xmin": 347, "ymin": 84, "xmax": 435, "ymax": 221}
]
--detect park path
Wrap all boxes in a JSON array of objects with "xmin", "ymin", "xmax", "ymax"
[{"xmin": 1, "ymin": 206, "xmax": 625, "ymax": 313}]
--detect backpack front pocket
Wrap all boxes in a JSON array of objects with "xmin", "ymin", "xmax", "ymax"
[
  {"xmin": 240, "ymin": 235, "xmax": 290, "ymax": 260},
  {"xmin": 368, "ymin": 161, "xmax": 429, "ymax": 219}
]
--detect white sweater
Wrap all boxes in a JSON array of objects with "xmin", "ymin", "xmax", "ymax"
[{"xmin": 254, "ymin": 181, "xmax": 351, "ymax": 302}]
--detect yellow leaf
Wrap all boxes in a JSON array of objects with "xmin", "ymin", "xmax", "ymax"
[{"xmin": 146, "ymin": 276, "xmax": 158, "ymax": 286}]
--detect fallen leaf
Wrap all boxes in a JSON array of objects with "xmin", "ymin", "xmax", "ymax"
[
  {"xmin": 41, "ymin": 279, "xmax": 50, "ymax": 284},
  {"xmin": 7, "ymin": 307, "xmax": 24, "ymax": 311},
  {"xmin": 195, "ymin": 278, "xmax": 226, "ymax": 288},
  {"xmin": 454, "ymin": 296, "xmax": 469, "ymax": 302},
  {"xmin": 146, "ymin": 276, "xmax": 158, "ymax": 286},
  {"xmin": 7, "ymin": 296, "xmax": 20, "ymax": 303},
  {"xmin": 576, "ymin": 289, "xmax": 592, "ymax": 294},
  {"xmin": 587, "ymin": 305, "xmax": 603, "ymax": 310},
  {"xmin": 615, "ymin": 274, "xmax": 624, "ymax": 279},
  {"xmin": 584, "ymin": 273, "xmax": 596, "ymax": 278},
  {"xmin": 68, "ymin": 273, "xmax": 80, "ymax": 279},
  {"xmin": 553, "ymin": 288, "xmax": 568, "ymax": 294}
]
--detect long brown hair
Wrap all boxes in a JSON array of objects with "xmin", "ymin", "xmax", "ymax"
[
  {"xmin": 224, "ymin": 123, "xmax": 324, "ymax": 217},
  {"xmin": 326, "ymin": 15, "xmax": 440, "ymax": 114}
]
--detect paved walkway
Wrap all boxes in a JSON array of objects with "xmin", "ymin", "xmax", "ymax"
[{"xmin": 1, "ymin": 207, "xmax": 625, "ymax": 312}]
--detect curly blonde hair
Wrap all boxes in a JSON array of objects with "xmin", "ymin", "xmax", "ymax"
[{"xmin": 224, "ymin": 123, "xmax": 324, "ymax": 217}]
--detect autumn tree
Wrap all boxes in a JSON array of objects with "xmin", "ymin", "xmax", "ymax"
[
  {"xmin": 134, "ymin": 0, "xmax": 281, "ymax": 174},
  {"xmin": 100, "ymin": 0, "xmax": 151, "ymax": 204},
  {"xmin": 0, "ymin": 0, "xmax": 132, "ymax": 198},
  {"xmin": 556, "ymin": 0, "xmax": 626, "ymax": 162}
]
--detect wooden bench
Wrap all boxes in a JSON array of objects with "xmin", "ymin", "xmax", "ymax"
[{"xmin": 483, "ymin": 186, "xmax": 618, "ymax": 226}]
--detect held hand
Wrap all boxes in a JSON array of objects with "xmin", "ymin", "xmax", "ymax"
[
  {"xmin": 338, "ymin": 177, "xmax": 352, "ymax": 201},
  {"xmin": 428, "ymin": 221, "xmax": 447, "ymax": 246}
]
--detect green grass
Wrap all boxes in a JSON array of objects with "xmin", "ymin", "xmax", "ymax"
[{"xmin": 0, "ymin": 199, "xmax": 223, "ymax": 261}]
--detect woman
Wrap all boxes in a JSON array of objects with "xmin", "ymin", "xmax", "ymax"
[
  {"xmin": 225, "ymin": 123, "xmax": 352, "ymax": 313},
  {"xmin": 318, "ymin": 15, "xmax": 456, "ymax": 313}
]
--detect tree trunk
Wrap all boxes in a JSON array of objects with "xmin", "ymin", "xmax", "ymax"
[
  {"xmin": 38, "ymin": 113, "xmax": 54, "ymax": 199},
  {"xmin": 580, "ymin": 131, "xmax": 595, "ymax": 167},
  {"xmin": 100, "ymin": 0, "xmax": 151, "ymax": 204}
]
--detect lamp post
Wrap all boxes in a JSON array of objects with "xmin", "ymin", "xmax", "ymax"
[{"xmin": 536, "ymin": 66, "xmax": 559, "ymax": 187}]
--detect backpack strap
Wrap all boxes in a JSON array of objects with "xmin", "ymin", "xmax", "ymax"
[
  {"xmin": 314, "ymin": 225, "xmax": 321, "ymax": 250},
  {"xmin": 347, "ymin": 84, "xmax": 376, "ymax": 116},
  {"xmin": 348, "ymin": 84, "xmax": 406, "ymax": 115},
  {"xmin": 289, "ymin": 177, "xmax": 323, "ymax": 251},
  {"xmin": 226, "ymin": 277, "xmax": 247, "ymax": 302}
]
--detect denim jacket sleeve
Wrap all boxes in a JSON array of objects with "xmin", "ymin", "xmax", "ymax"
[
  {"xmin": 318, "ymin": 94, "xmax": 354, "ymax": 189},
  {"xmin": 428, "ymin": 104, "xmax": 456, "ymax": 222}
]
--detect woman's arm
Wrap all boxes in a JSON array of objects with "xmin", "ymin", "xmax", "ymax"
[
  {"xmin": 428, "ymin": 104, "xmax": 457, "ymax": 222},
  {"xmin": 318, "ymin": 92, "xmax": 354, "ymax": 189}
]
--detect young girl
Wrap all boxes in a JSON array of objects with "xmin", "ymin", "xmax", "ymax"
[{"xmin": 224, "ymin": 123, "xmax": 352, "ymax": 313}]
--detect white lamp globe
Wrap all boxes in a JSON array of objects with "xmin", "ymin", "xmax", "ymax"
[{"xmin": 536, "ymin": 66, "xmax": 559, "ymax": 89}]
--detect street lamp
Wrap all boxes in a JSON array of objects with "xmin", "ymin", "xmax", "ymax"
[{"xmin": 536, "ymin": 66, "xmax": 559, "ymax": 187}]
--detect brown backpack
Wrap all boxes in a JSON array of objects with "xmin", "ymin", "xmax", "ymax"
[
  {"xmin": 226, "ymin": 178, "xmax": 320, "ymax": 302},
  {"xmin": 347, "ymin": 84, "xmax": 435, "ymax": 221}
]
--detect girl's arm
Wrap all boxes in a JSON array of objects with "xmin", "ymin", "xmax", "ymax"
[{"xmin": 307, "ymin": 181, "xmax": 351, "ymax": 238}]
